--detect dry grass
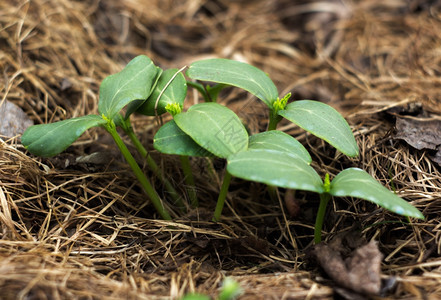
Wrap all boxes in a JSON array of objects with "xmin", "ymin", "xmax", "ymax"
[{"xmin": 1, "ymin": 0, "xmax": 441, "ymax": 298}]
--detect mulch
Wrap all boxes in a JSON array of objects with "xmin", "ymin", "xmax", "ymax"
[{"xmin": 1, "ymin": 0, "xmax": 441, "ymax": 299}]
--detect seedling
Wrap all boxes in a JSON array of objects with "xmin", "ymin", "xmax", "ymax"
[
  {"xmin": 21, "ymin": 55, "xmax": 424, "ymax": 243},
  {"xmin": 181, "ymin": 277, "xmax": 241, "ymax": 300},
  {"xmin": 227, "ymin": 149, "xmax": 424, "ymax": 243},
  {"xmin": 21, "ymin": 55, "xmax": 187, "ymax": 220},
  {"xmin": 186, "ymin": 58, "xmax": 359, "ymax": 156},
  {"xmin": 155, "ymin": 58, "xmax": 423, "ymax": 241},
  {"xmin": 154, "ymin": 102, "xmax": 248, "ymax": 220},
  {"xmin": 121, "ymin": 66, "xmax": 188, "ymax": 210}
]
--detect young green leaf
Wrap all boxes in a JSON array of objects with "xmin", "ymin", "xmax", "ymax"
[
  {"xmin": 248, "ymin": 130, "xmax": 311, "ymax": 164},
  {"xmin": 153, "ymin": 120, "xmax": 212, "ymax": 157},
  {"xmin": 21, "ymin": 115, "xmax": 106, "ymax": 157},
  {"xmin": 135, "ymin": 68, "xmax": 187, "ymax": 116},
  {"xmin": 174, "ymin": 103, "xmax": 248, "ymax": 158},
  {"xmin": 278, "ymin": 100, "xmax": 359, "ymax": 157},
  {"xmin": 218, "ymin": 277, "xmax": 242, "ymax": 300},
  {"xmin": 187, "ymin": 58, "xmax": 279, "ymax": 108},
  {"xmin": 98, "ymin": 55, "xmax": 161, "ymax": 120},
  {"xmin": 329, "ymin": 168, "xmax": 424, "ymax": 219},
  {"xmin": 227, "ymin": 149, "xmax": 324, "ymax": 193}
]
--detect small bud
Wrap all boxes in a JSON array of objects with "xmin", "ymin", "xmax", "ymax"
[
  {"xmin": 218, "ymin": 277, "xmax": 241, "ymax": 300},
  {"xmin": 273, "ymin": 92, "xmax": 292, "ymax": 113},
  {"xmin": 101, "ymin": 114, "xmax": 116, "ymax": 130},
  {"xmin": 165, "ymin": 103, "xmax": 182, "ymax": 116}
]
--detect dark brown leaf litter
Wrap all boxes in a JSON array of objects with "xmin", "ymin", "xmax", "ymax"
[
  {"xmin": 386, "ymin": 101, "xmax": 441, "ymax": 167},
  {"xmin": 313, "ymin": 230, "xmax": 385, "ymax": 299},
  {"xmin": 1, "ymin": 0, "xmax": 441, "ymax": 298},
  {"xmin": 396, "ymin": 116, "xmax": 441, "ymax": 164},
  {"xmin": 392, "ymin": 107, "xmax": 441, "ymax": 167}
]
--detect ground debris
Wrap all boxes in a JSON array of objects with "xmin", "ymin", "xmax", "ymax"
[
  {"xmin": 395, "ymin": 117, "xmax": 441, "ymax": 151},
  {"xmin": 313, "ymin": 234, "xmax": 383, "ymax": 297},
  {"xmin": 393, "ymin": 108, "xmax": 441, "ymax": 166}
]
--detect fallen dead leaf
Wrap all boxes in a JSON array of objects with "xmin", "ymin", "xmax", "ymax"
[
  {"xmin": 314, "ymin": 240, "xmax": 383, "ymax": 296},
  {"xmin": 395, "ymin": 116, "xmax": 441, "ymax": 167},
  {"xmin": 395, "ymin": 117, "xmax": 441, "ymax": 151}
]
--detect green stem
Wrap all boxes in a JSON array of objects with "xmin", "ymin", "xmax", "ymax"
[
  {"xmin": 267, "ymin": 185, "xmax": 278, "ymax": 203},
  {"xmin": 180, "ymin": 155, "xmax": 198, "ymax": 207},
  {"xmin": 186, "ymin": 81, "xmax": 213, "ymax": 102},
  {"xmin": 124, "ymin": 123, "xmax": 148, "ymax": 157},
  {"xmin": 123, "ymin": 120, "xmax": 185, "ymax": 209},
  {"xmin": 314, "ymin": 193, "xmax": 331, "ymax": 244},
  {"xmin": 267, "ymin": 111, "xmax": 281, "ymax": 131},
  {"xmin": 186, "ymin": 81, "xmax": 226, "ymax": 103},
  {"xmin": 106, "ymin": 125, "xmax": 172, "ymax": 220},
  {"xmin": 212, "ymin": 171, "xmax": 233, "ymax": 222}
]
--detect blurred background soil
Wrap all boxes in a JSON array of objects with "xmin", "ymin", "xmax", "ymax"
[{"xmin": 1, "ymin": 0, "xmax": 441, "ymax": 299}]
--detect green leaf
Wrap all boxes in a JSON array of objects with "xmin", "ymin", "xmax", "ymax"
[
  {"xmin": 330, "ymin": 168, "xmax": 424, "ymax": 219},
  {"xmin": 227, "ymin": 149, "xmax": 324, "ymax": 193},
  {"xmin": 153, "ymin": 120, "xmax": 212, "ymax": 157},
  {"xmin": 218, "ymin": 277, "xmax": 242, "ymax": 300},
  {"xmin": 249, "ymin": 130, "xmax": 311, "ymax": 164},
  {"xmin": 278, "ymin": 100, "xmax": 359, "ymax": 157},
  {"xmin": 98, "ymin": 55, "xmax": 161, "ymax": 120},
  {"xmin": 187, "ymin": 58, "xmax": 279, "ymax": 108},
  {"xmin": 174, "ymin": 103, "xmax": 248, "ymax": 158},
  {"xmin": 135, "ymin": 68, "xmax": 187, "ymax": 116},
  {"xmin": 21, "ymin": 115, "xmax": 106, "ymax": 157}
]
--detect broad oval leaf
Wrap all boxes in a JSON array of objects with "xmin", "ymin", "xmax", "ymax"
[
  {"xmin": 136, "ymin": 68, "xmax": 187, "ymax": 116},
  {"xmin": 21, "ymin": 115, "xmax": 106, "ymax": 157},
  {"xmin": 187, "ymin": 58, "xmax": 279, "ymax": 108},
  {"xmin": 153, "ymin": 120, "xmax": 212, "ymax": 157},
  {"xmin": 174, "ymin": 103, "xmax": 248, "ymax": 158},
  {"xmin": 227, "ymin": 149, "xmax": 324, "ymax": 193},
  {"xmin": 278, "ymin": 100, "xmax": 359, "ymax": 157},
  {"xmin": 249, "ymin": 130, "xmax": 311, "ymax": 164},
  {"xmin": 98, "ymin": 55, "xmax": 161, "ymax": 120},
  {"xmin": 330, "ymin": 168, "xmax": 424, "ymax": 219}
]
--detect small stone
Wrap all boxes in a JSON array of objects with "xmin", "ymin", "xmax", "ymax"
[{"xmin": 0, "ymin": 100, "xmax": 33, "ymax": 138}]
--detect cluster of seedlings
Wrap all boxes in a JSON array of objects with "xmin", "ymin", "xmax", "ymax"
[{"xmin": 22, "ymin": 55, "xmax": 423, "ymax": 244}]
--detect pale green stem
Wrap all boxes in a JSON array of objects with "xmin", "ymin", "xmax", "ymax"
[
  {"xmin": 186, "ymin": 81, "xmax": 213, "ymax": 102},
  {"xmin": 314, "ymin": 193, "xmax": 331, "ymax": 244},
  {"xmin": 266, "ymin": 108, "xmax": 280, "ymax": 200},
  {"xmin": 106, "ymin": 126, "xmax": 172, "ymax": 220},
  {"xmin": 267, "ymin": 110, "xmax": 281, "ymax": 131},
  {"xmin": 124, "ymin": 123, "xmax": 185, "ymax": 210},
  {"xmin": 180, "ymin": 155, "xmax": 198, "ymax": 207},
  {"xmin": 212, "ymin": 171, "xmax": 233, "ymax": 222}
]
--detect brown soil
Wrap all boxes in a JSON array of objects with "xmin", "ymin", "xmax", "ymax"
[{"xmin": 1, "ymin": 0, "xmax": 441, "ymax": 299}]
